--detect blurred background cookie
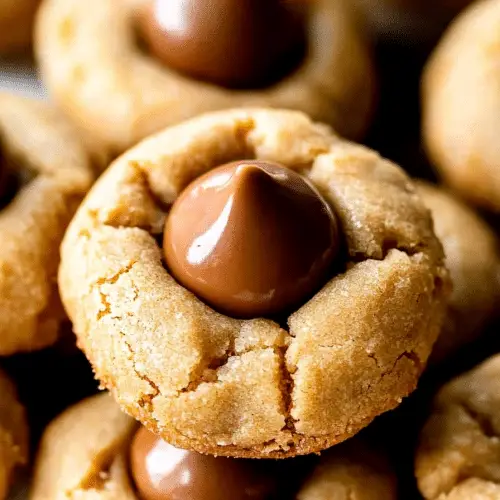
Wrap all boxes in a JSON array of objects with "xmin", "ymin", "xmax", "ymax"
[
  {"xmin": 415, "ymin": 354, "xmax": 500, "ymax": 499},
  {"xmin": 0, "ymin": 92, "xmax": 92, "ymax": 355},
  {"xmin": 422, "ymin": 0, "xmax": 500, "ymax": 212},
  {"xmin": 417, "ymin": 182, "xmax": 500, "ymax": 363},
  {"xmin": 35, "ymin": 0, "xmax": 376, "ymax": 157}
]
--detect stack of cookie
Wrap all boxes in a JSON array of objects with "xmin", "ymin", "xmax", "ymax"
[{"xmin": 1, "ymin": 0, "xmax": 500, "ymax": 498}]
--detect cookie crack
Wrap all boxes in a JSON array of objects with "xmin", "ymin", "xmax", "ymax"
[
  {"xmin": 121, "ymin": 338, "xmax": 160, "ymax": 411},
  {"xmin": 278, "ymin": 345, "xmax": 297, "ymax": 436}
]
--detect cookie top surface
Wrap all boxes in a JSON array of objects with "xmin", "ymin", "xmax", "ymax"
[
  {"xmin": 59, "ymin": 108, "xmax": 448, "ymax": 458},
  {"xmin": 35, "ymin": 0, "xmax": 376, "ymax": 155},
  {"xmin": 415, "ymin": 354, "xmax": 500, "ymax": 499},
  {"xmin": 0, "ymin": 92, "xmax": 92, "ymax": 355},
  {"xmin": 31, "ymin": 392, "xmax": 397, "ymax": 500}
]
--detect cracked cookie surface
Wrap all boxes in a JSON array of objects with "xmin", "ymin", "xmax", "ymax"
[
  {"xmin": 59, "ymin": 108, "xmax": 449, "ymax": 458},
  {"xmin": 0, "ymin": 92, "xmax": 92, "ymax": 355},
  {"xmin": 35, "ymin": 0, "xmax": 376, "ymax": 157},
  {"xmin": 417, "ymin": 182, "xmax": 500, "ymax": 362},
  {"xmin": 31, "ymin": 392, "xmax": 397, "ymax": 500},
  {"xmin": 422, "ymin": 0, "xmax": 500, "ymax": 211},
  {"xmin": 0, "ymin": 369, "xmax": 28, "ymax": 500},
  {"xmin": 415, "ymin": 354, "xmax": 500, "ymax": 499}
]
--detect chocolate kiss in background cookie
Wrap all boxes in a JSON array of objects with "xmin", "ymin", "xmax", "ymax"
[
  {"xmin": 163, "ymin": 160, "xmax": 340, "ymax": 319},
  {"xmin": 139, "ymin": 0, "xmax": 307, "ymax": 88},
  {"xmin": 130, "ymin": 427, "xmax": 284, "ymax": 500}
]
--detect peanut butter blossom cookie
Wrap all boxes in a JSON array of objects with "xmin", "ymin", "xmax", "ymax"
[
  {"xmin": 0, "ymin": 0, "xmax": 39, "ymax": 53},
  {"xmin": 35, "ymin": 0, "xmax": 376, "ymax": 157},
  {"xmin": 0, "ymin": 369, "xmax": 28, "ymax": 500},
  {"xmin": 422, "ymin": 0, "xmax": 500, "ymax": 211},
  {"xmin": 417, "ymin": 182, "xmax": 500, "ymax": 362},
  {"xmin": 415, "ymin": 354, "xmax": 500, "ymax": 499},
  {"xmin": 31, "ymin": 392, "xmax": 398, "ymax": 500},
  {"xmin": 0, "ymin": 92, "xmax": 92, "ymax": 355},
  {"xmin": 59, "ymin": 108, "xmax": 449, "ymax": 458}
]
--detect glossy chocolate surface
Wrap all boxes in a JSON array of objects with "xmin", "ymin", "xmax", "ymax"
[
  {"xmin": 163, "ymin": 160, "xmax": 340, "ymax": 318},
  {"xmin": 139, "ymin": 0, "xmax": 307, "ymax": 88},
  {"xmin": 130, "ymin": 427, "xmax": 280, "ymax": 500}
]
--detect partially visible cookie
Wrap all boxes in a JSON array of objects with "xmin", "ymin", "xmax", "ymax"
[
  {"xmin": 415, "ymin": 354, "xmax": 500, "ymax": 499},
  {"xmin": 31, "ymin": 393, "xmax": 397, "ymax": 500},
  {"xmin": 416, "ymin": 182, "xmax": 500, "ymax": 362},
  {"xmin": 0, "ymin": 369, "xmax": 28, "ymax": 500},
  {"xmin": 0, "ymin": 0, "xmax": 39, "ymax": 53},
  {"xmin": 297, "ymin": 440, "xmax": 398, "ymax": 500},
  {"xmin": 422, "ymin": 0, "xmax": 500, "ymax": 211},
  {"xmin": 35, "ymin": 0, "xmax": 376, "ymax": 157},
  {"xmin": 0, "ymin": 92, "xmax": 92, "ymax": 355}
]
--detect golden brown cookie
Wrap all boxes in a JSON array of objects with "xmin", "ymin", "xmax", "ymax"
[
  {"xmin": 35, "ymin": 0, "xmax": 376, "ymax": 158},
  {"xmin": 0, "ymin": 0, "xmax": 39, "ymax": 54},
  {"xmin": 415, "ymin": 354, "xmax": 500, "ymax": 499},
  {"xmin": 0, "ymin": 92, "xmax": 92, "ymax": 355},
  {"xmin": 297, "ymin": 441, "xmax": 398, "ymax": 500},
  {"xmin": 58, "ymin": 108, "xmax": 449, "ymax": 458},
  {"xmin": 422, "ymin": 0, "xmax": 500, "ymax": 212},
  {"xmin": 416, "ymin": 182, "xmax": 500, "ymax": 362},
  {"xmin": 353, "ymin": 0, "xmax": 472, "ymax": 41},
  {"xmin": 31, "ymin": 392, "xmax": 397, "ymax": 500},
  {"xmin": 0, "ymin": 369, "xmax": 28, "ymax": 500}
]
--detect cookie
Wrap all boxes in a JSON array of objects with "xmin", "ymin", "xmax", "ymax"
[
  {"xmin": 0, "ymin": 369, "xmax": 28, "ymax": 500},
  {"xmin": 0, "ymin": 92, "xmax": 92, "ymax": 355},
  {"xmin": 422, "ymin": 0, "xmax": 500, "ymax": 211},
  {"xmin": 415, "ymin": 354, "xmax": 500, "ymax": 499},
  {"xmin": 35, "ymin": 0, "xmax": 376, "ymax": 157},
  {"xmin": 417, "ymin": 182, "xmax": 500, "ymax": 362},
  {"xmin": 59, "ymin": 108, "xmax": 449, "ymax": 458},
  {"xmin": 0, "ymin": 0, "xmax": 39, "ymax": 54},
  {"xmin": 31, "ymin": 392, "xmax": 397, "ymax": 500}
]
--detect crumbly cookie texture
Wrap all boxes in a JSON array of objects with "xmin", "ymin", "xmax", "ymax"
[
  {"xmin": 417, "ymin": 182, "xmax": 500, "ymax": 362},
  {"xmin": 422, "ymin": 0, "xmax": 500, "ymax": 211},
  {"xmin": 35, "ymin": 0, "xmax": 376, "ymax": 157},
  {"xmin": 415, "ymin": 354, "xmax": 500, "ymax": 499},
  {"xmin": 32, "ymin": 393, "xmax": 397, "ymax": 500},
  {"xmin": 0, "ymin": 369, "xmax": 28, "ymax": 500},
  {"xmin": 0, "ymin": 0, "xmax": 39, "ymax": 54},
  {"xmin": 0, "ymin": 92, "xmax": 92, "ymax": 355},
  {"xmin": 59, "ymin": 108, "xmax": 449, "ymax": 458},
  {"xmin": 297, "ymin": 440, "xmax": 397, "ymax": 500}
]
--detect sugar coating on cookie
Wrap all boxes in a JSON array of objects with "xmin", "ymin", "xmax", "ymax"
[
  {"xmin": 59, "ymin": 108, "xmax": 449, "ymax": 458},
  {"xmin": 0, "ymin": 92, "xmax": 92, "ymax": 355},
  {"xmin": 417, "ymin": 182, "xmax": 500, "ymax": 362},
  {"xmin": 35, "ymin": 0, "xmax": 376, "ymax": 156},
  {"xmin": 31, "ymin": 393, "xmax": 397, "ymax": 500},
  {"xmin": 415, "ymin": 354, "xmax": 500, "ymax": 499},
  {"xmin": 0, "ymin": 369, "xmax": 28, "ymax": 500},
  {"xmin": 422, "ymin": 0, "xmax": 500, "ymax": 211}
]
